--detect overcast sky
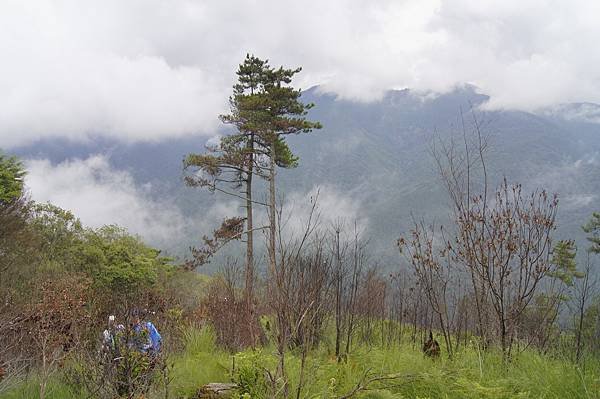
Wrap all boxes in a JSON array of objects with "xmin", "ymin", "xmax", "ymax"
[
  {"xmin": 2, "ymin": 0, "xmax": 600, "ymax": 148},
  {"xmin": 4, "ymin": 1, "xmax": 600, "ymax": 245}
]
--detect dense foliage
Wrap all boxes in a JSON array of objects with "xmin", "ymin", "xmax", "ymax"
[
  {"xmin": 0, "ymin": 153, "xmax": 25, "ymax": 204},
  {"xmin": 0, "ymin": 160, "xmax": 205, "ymax": 398}
]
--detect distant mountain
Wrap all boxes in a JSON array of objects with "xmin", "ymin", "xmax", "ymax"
[
  {"xmin": 543, "ymin": 102, "xmax": 600, "ymax": 124},
  {"xmin": 11, "ymin": 86, "xmax": 600, "ymax": 265}
]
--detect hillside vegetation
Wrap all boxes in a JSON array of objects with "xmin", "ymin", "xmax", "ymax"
[
  {"xmin": 3, "ymin": 56, "xmax": 600, "ymax": 399},
  {"xmin": 3, "ymin": 325, "xmax": 600, "ymax": 399}
]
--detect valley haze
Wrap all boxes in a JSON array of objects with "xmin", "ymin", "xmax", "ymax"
[{"xmin": 11, "ymin": 86, "xmax": 600, "ymax": 265}]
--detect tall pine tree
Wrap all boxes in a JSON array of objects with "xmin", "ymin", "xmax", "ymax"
[
  {"xmin": 255, "ymin": 65, "xmax": 322, "ymax": 276},
  {"xmin": 184, "ymin": 55, "xmax": 321, "ymax": 347},
  {"xmin": 184, "ymin": 55, "xmax": 270, "ymax": 345},
  {"xmin": 583, "ymin": 212, "xmax": 600, "ymax": 254}
]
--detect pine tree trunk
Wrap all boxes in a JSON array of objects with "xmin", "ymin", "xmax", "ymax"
[
  {"xmin": 268, "ymin": 142, "xmax": 277, "ymax": 276},
  {"xmin": 245, "ymin": 133, "xmax": 255, "ymax": 346}
]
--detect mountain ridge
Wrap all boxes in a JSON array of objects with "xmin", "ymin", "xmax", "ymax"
[{"xmin": 9, "ymin": 86, "xmax": 600, "ymax": 263}]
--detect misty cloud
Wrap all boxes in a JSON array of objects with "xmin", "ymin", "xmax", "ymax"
[
  {"xmin": 25, "ymin": 156, "xmax": 189, "ymax": 246},
  {"xmin": 2, "ymin": 0, "xmax": 600, "ymax": 148},
  {"xmin": 528, "ymin": 153, "xmax": 599, "ymax": 211},
  {"xmin": 544, "ymin": 103, "xmax": 600, "ymax": 124},
  {"xmin": 22, "ymin": 152, "xmax": 368, "ymax": 255},
  {"xmin": 279, "ymin": 185, "xmax": 368, "ymax": 241},
  {"xmin": 24, "ymin": 154, "xmax": 252, "ymax": 256}
]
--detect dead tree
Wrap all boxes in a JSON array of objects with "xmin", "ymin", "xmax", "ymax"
[
  {"xmin": 388, "ymin": 271, "xmax": 412, "ymax": 346},
  {"xmin": 356, "ymin": 268, "xmax": 387, "ymax": 346},
  {"xmin": 398, "ymin": 220, "xmax": 455, "ymax": 358},
  {"xmin": 267, "ymin": 191, "xmax": 324, "ymax": 398},
  {"xmin": 431, "ymin": 111, "xmax": 560, "ymax": 360},
  {"xmin": 430, "ymin": 110, "xmax": 493, "ymax": 345},
  {"xmin": 573, "ymin": 253, "xmax": 597, "ymax": 362},
  {"xmin": 331, "ymin": 222, "xmax": 347, "ymax": 360},
  {"xmin": 460, "ymin": 181, "xmax": 557, "ymax": 359},
  {"xmin": 287, "ymin": 245, "xmax": 332, "ymax": 399},
  {"xmin": 345, "ymin": 227, "xmax": 366, "ymax": 354},
  {"xmin": 202, "ymin": 259, "xmax": 261, "ymax": 350},
  {"xmin": 26, "ymin": 276, "xmax": 91, "ymax": 399}
]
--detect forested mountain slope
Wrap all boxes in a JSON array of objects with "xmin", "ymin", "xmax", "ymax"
[{"xmin": 13, "ymin": 86, "xmax": 600, "ymax": 261}]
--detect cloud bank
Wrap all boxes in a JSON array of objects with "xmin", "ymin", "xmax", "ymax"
[
  {"xmin": 2, "ymin": 0, "xmax": 600, "ymax": 148},
  {"xmin": 25, "ymin": 155, "xmax": 188, "ymax": 246}
]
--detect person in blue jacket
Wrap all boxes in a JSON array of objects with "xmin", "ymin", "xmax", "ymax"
[
  {"xmin": 145, "ymin": 320, "xmax": 162, "ymax": 354},
  {"xmin": 131, "ymin": 311, "xmax": 162, "ymax": 356}
]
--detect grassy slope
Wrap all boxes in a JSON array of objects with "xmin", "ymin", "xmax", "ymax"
[
  {"xmin": 3, "ymin": 326, "xmax": 599, "ymax": 399},
  {"xmin": 231, "ymin": 342, "xmax": 600, "ymax": 399}
]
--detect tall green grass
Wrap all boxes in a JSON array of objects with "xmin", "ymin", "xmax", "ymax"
[
  {"xmin": 2, "ymin": 325, "xmax": 599, "ymax": 398},
  {"xmin": 167, "ymin": 324, "xmax": 232, "ymax": 398},
  {"xmin": 230, "ymin": 337, "xmax": 600, "ymax": 399},
  {"xmin": 0, "ymin": 375, "xmax": 84, "ymax": 399}
]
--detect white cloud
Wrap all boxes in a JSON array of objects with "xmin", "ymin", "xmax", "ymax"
[
  {"xmin": 527, "ymin": 153, "xmax": 599, "ymax": 211},
  {"xmin": 205, "ymin": 134, "xmax": 223, "ymax": 148},
  {"xmin": 25, "ymin": 155, "xmax": 189, "ymax": 246},
  {"xmin": 2, "ymin": 0, "xmax": 600, "ymax": 148},
  {"xmin": 24, "ymin": 155, "xmax": 246, "ymax": 251},
  {"xmin": 543, "ymin": 103, "xmax": 600, "ymax": 124}
]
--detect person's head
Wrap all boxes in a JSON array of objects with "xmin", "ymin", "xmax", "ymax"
[{"xmin": 131, "ymin": 309, "xmax": 142, "ymax": 325}]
